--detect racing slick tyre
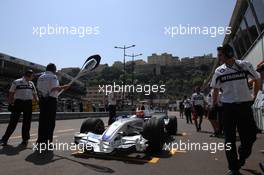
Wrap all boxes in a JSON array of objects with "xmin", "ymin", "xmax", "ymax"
[
  {"xmin": 166, "ymin": 116, "xmax": 177, "ymax": 135},
  {"xmin": 80, "ymin": 118, "xmax": 105, "ymax": 134},
  {"xmin": 143, "ymin": 117, "xmax": 165, "ymax": 152}
]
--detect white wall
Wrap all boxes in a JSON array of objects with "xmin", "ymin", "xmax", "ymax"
[{"xmin": 244, "ymin": 36, "xmax": 264, "ymax": 68}]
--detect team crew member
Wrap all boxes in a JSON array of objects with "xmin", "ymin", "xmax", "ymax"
[
  {"xmin": 207, "ymin": 87, "xmax": 223, "ymax": 137},
  {"xmin": 256, "ymin": 61, "xmax": 264, "ymax": 173},
  {"xmin": 179, "ymin": 100, "xmax": 184, "ymax": 118},
  {"xmin": 211, "ymin": 44, "xmax": 260, "ymax": 175},
  {"xmin": 183, "ymin": 96, "xmax": 192, "ymax": 124},
  {"xmin": 0, "ymin": 70, "xmax": 38, "ymax": 146},
  {"xmin": 37, "ymin": 63, "xmax": 69, "ymax": 145},
  {"xmin": 108, "ymin": 92, "xmax": 117, "ymax": 125},
  {"xmin": 191, "ymin": 87, "xmax": 206, "ymax": 131}
]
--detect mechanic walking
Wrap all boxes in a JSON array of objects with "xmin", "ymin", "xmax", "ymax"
[
  {"xmin": 207, "ymin": 87, "xmax": 223, "ymax": 137},
  {"xmin": 37, "ymin": 63, "xmax": 70, "ymax": 146},
  {"xmin": 211, "ymin": 44, "xmax": 260, "ymax": 175},
  {"xmin": 255, "ymin": 61, "xmax": 264, "ymax": 173},
  {"xmin": 179, "ymin": 100, "xmax": 184, "ymax": 118},
  {"xmin": 183, "ymin": 96, "xmax": 192, "ymax": 124},
  {"xmin": 108, "ymin": 92, "xmax": 116, "ymax": 125},
  {"xmin": 191, "ymin": 86, "xmax": 206, "ymax": 131},
  {"xmin": 0, "ymin": 70, "xmax": 38, "ymax": 146}
]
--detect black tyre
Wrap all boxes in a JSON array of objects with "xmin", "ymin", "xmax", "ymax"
[
  {"xmin": 143, "ymin": 118, "xmax": 165, "ymax": 152},
  {"xmin": 166, "ymin": 116, "xmax": 177, "ymax": 135},
  {"xmin": 80, "ymin": 118, "xmax": 105, "ymax": 134}
]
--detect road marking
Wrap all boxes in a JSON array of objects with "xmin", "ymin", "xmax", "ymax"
[
  {"xmin": 72, "ymin": 151, "xmax": 84, "ymax": 155},
  {"xmin": 10, "ymin": 134, "xmax": 37, "ymax": 139},
  {"xmin": 148, "ymin": 157, "xmax": 160, "ymax": 164},
  {"xmin": 28, "ymin": 136, "xmax": 59, "ymax": 142},
  {"xmin": 176, "ymin": 132, "xmax": 188, "ymax": 137},
  {"xmin": 174, "ymin": 150, "xmax": 187, "ymax": 153},
  {"xmin": 169, "ymin": 149, "xmax": 186, "ymax": 155},
  {"xmin": 182, "ymin": 132, "xmax": 187, "ymax": 136},
  {"xmin": 170, "ymin": 149, "xmax": 177, "ymax": 155},
  {"xmin": 56, "ymin": 129, "xmax": 75, "ymax": 133},
  {"xmin": 29, "ymin": 138, "xmax": 37, "ymax": 142},
  {"xmin": 9, "ymin": 129, "xmax": 75, "ymax": 140}
]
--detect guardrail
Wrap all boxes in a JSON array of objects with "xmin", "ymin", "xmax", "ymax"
[{"xmin": 0, "ymin": 111, "xmax": 133, "ymax": 123}]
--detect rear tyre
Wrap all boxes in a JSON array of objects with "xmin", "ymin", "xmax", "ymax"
[
  {"xmin": 143, "ymin": 118, "xmax": 165, "ymax": 152},
  {"xmin": 80, "ymin": 118, "xmax": 105, "ymax": 134},
  {"xmin": 166, "ymin": 116, "xmax": 177, "ymax": 135}
]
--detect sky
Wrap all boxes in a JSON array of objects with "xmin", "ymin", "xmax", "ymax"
[{"xmin": 0, "ymin": 0, "xmax": 236, "ymax": 69}]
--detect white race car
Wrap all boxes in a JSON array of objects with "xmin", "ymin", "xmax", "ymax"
[{"xmin": 74, "ymin": 114, "xmax": 177, "ymax": 154}]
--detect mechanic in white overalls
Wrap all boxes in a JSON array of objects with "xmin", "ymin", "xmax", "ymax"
[
  {"xmin": 37, "ymin": 63, "xmax": 69, "ymax": 145},
  {"xmin": 191, "ymin": 86, "xmax": 206, "ymax": 132},
  {"xmin": 0, "ymin": 70, "xmax": 38, "ymax": 146},
  {"xmin": 211, "ymin": 44, "xmax": 260, "ymax": 175}
]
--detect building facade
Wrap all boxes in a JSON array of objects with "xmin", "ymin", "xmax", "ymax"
[
  {"xmin": 147, "ymin": 53, "xmax": 180, "ymax": 66},
  {"xmin": 223, "ymin": 0, "xmax": 264, "ymax": 68}
]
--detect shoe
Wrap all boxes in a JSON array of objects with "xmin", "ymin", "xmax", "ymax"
[
  {"xmin": 20, "ymin": 140, "xmax": 28, "ymax": 146},
  {"xmin": 238, "ymin": 159, "xmax": 245, "ymax": 167},
  {"xmin": 259, "ymin": 162, "xmax": 264, "ymax": 173},
  {"xmin": 256, "ymin": 128, "xmax": 262, "ymax": 134},
  {"xmin": 226, "ymin": 170, "xmax": 241, "ymax": 175},
  {"xmin": 0, "ymin": 139, "xmax": 7, "ymax": 146}
]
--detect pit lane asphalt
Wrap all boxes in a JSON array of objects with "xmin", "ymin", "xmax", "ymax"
[{"xmin": 0, "ymin": 112, "xmax": 263, "ymax": 175}]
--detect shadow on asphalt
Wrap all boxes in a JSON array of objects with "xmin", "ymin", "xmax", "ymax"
[
  {"xmin": 242, "ymin": 168, "xmax": 262, "ymax": 175},
  {"xmin": 25, "ymin": 150, "xmax": 114, "ymax": 173},
  {"xmin": 25, "ymin": 150, "xmax": 58, "ymax": 165},
  {"xmin": 55, "ymin": 154, "xmax": 115, "ymax": 173},
  {"xmin": 199, "ymin": 130, "xmax": 214, "ymax": 134},
  {"xmin": 72, "ymin": 149, "xmax": 172, "ymax": 165},
  {"xmin": 0, "ymin": 144, "xmax": 27, "ymax": 156}
]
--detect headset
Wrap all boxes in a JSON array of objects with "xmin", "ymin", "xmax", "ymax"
[{"xmin": 217, "ymin": 44, "xmax": 235, "ymax": 59}]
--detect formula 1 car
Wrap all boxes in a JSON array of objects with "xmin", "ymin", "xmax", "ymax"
[{"xmin": 74, "ymin": 114, "xmax": 177, "ymax": 153}]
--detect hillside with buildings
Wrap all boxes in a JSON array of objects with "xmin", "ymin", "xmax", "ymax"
[
  {"xmin": 0, "ymin": 52, "xmax": 215, "ymax": 111},
  {"xmin": 80, "ymin": 53, "xmax": 215, "ymax": 108}
]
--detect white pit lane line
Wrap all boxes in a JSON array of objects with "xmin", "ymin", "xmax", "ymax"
[{"xmin": 9, "ymin": 128, "xmax": 76, "ymax": 140}]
